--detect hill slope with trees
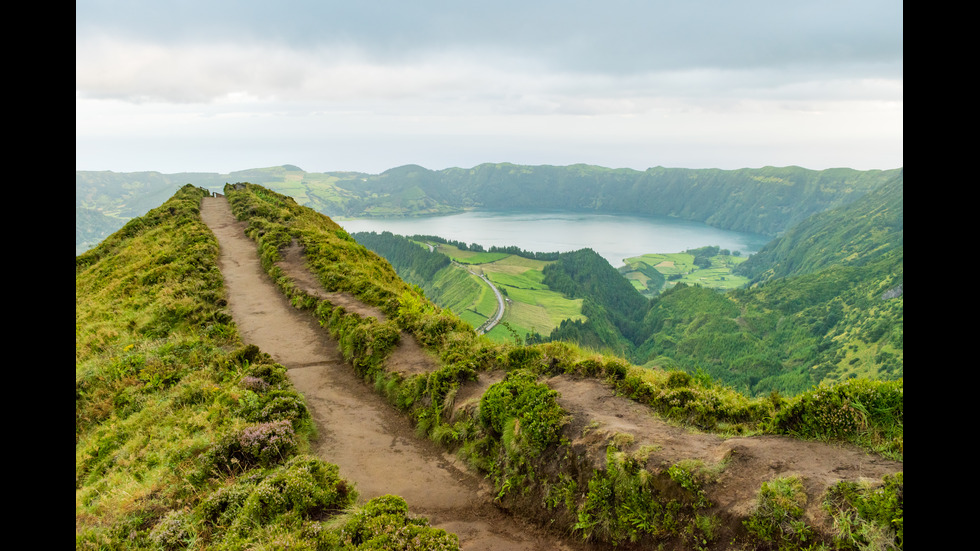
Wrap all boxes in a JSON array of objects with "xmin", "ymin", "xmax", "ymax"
[{"xmin": 524, "ymin": 172, "xmax": 903, "ymax": 397}]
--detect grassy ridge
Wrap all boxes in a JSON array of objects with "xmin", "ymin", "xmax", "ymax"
[{"xmin": 76, "ymin": 185, "xmax": 459, "ymax": 549}]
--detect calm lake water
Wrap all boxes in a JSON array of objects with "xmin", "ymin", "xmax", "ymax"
[{"xmin": 338, "ymin": 211, "xmax": 771, "ymax": 267}]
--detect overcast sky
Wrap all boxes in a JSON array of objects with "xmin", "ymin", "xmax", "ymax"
[{"xmin": 76, "ymin": 1, "xmax": 903, "ymax": 175}]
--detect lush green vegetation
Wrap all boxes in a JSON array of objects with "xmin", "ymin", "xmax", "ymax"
[
  {"xmin": 735, "ymin": 170, "xmax": 904, "ymax": 284},
  {"xmin": 823, "ymin": 473, "xmax": 903, "ymax": 550},
  {"xmin": 78, "ymin": 181, "xmax": 902, "ymax": 550},
  {"xmin": 632, "ymin": 245, "xmax": 903, "ymax": 397},
  {"xmin": 76, "ymin": 185, "xmax": 459, "ymax": 549},
  {"xmin": 351, "ymin": 231, "xmax": 451, "ymax": 283},
  {"xmin": 351, "ymin": 173, "xmax": 903, "ymax": 400},
  {"xmin": 224, "ymin": 182, "xmax": 902, "ymax": 549},
  {"xmin": 529, "ymin": 175, "xmax": 904, "ymax": 399},
  {"xmin": 741, "ymin": 471, "xmax": 903, "ymax": 550},
  {"xmin": 350, "ymin": 230, "xmax": 585, "ymax": 344}
]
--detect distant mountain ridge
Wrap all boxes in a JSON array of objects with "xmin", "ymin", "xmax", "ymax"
[
  {"xmin": 734, "ymin": 169, "xmax": 904, "ymax": 284},
  {"xmin": 76, "ymin": 163, "xmax": 901, "ymax": 255},
  {"xmin": 353, "ymin": 163, "xmax": 900, "ymax": 237}
]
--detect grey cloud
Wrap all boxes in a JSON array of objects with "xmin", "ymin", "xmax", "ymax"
[{"xmin": 77, "ymin": 1, "xmax": 902, "ymax": 76}]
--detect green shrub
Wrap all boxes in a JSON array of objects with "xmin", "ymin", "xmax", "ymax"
[
  {"xmin": 198, "ymin": 420, "xmax": 299, "ymax": 479},
  {"xmin": 769, "ymin": 378, "xmax": 903, "ymax": 459},
  {"xmin": 824, "ymin": 472, "xmax": 903, "ymax": 549},
  {"xmin": 479, "ymin": 369, "xmax": 567, "ymax": 456},
  {"xmin": 339, "ymin": 495, "xmax": 460, "ymax": 550},
  {"xmin": 573, "ymin": 357, "xmax": 604, "ymax": 377},
  {"xmin": 574, "ymin": 447, "xmax": 683, "ymax": 545},
  {"xmin": 245, "ymin": 361, "xmax": 290, "ymax": 388},
  {"xmin": 240, "ymin": 389, "xmax": 311, "ymax": 429},
  {"xmin": 230, "ymin": 456, "xmax": 356, "ymax": 535},
  {"xmin": 744, "ymin": 475, "xmax": 815, "ymax": 549},
  {"xmin": 148, "ymin": 508, "xmax": 196, "ymax": 550},
  {"xmin": 198, "ymin": 479, "xmax": 257, "ymax": 530}
]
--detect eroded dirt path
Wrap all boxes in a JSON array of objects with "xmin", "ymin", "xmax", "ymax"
[
  {"xmin": 201, "ymin": 196, "xmax": 590, "ymax": 551},
  {"xmin": 546, "ymin": 375, "xmax": 904, "ymax": 532}
]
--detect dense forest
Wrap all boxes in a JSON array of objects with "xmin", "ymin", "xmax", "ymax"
[{"xmin": 350, "ymin": 231, "xmax": 451, "ymax": 283}]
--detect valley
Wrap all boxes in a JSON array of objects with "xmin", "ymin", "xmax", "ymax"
[{"xmin": 356, "ymin": 233, "xmax": 749, "ymax": 346}]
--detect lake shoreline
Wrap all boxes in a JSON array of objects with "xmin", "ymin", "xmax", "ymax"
[{"xmin": 338, "ymin": 210, "xmax": 771, "ymax": 268}]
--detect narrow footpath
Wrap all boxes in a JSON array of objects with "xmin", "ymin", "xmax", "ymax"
[{"xmin": 201, "ymin": 195, "xmax": 591, "ymax": 551}]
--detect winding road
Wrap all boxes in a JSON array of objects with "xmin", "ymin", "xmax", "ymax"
[{"xmin": 472, "ymin": 269, "xmax": 506, "ymax": 334}]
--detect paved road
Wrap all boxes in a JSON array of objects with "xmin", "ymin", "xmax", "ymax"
[{"xmin": 471, "ymin": 269, "xmax": 506, "ymax": 334}]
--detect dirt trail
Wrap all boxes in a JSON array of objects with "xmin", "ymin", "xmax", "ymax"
[
  {"xmin": 278, "ymin": 240, "xmax": 435, "ymax": 377},
  {"xmin": 546, "ymin": 375, "xmax": 903, "ymax": 532},
  {"xmin": 201, "ymin": 196, "xmax": 591, "ymax": 551}
]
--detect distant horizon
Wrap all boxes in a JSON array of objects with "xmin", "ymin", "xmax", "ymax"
[{"xmin": 74, "ymin": 160, "xmax": 905, "ymax": 177}]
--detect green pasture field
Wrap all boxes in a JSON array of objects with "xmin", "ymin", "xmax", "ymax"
[
  {"xmin": 624, "ymin": 252, "xmax": 750, "ymax": 294},
  {"xmin": 436, "ymin": 244, "xmax": 511, "ymax": 265},
  {"xmin": 430, "ymin": 246, "xmax": 585, "ymax": 343},
  {"xmin": 429, "ymin": 264, "xmax": 498, "ymax": 328},
  {"xmin": 680, "ymin": 265, "xmax": 750, "ymax": 290},
  {"xmin": 427, "ymin": 243, "xmax": 749, "ymax": 343},
  {"xmin": 481, "ymin": 257, "xmax": 585, "ymax": 342},
  {"xmin": 627, "ymin": 252, "xmax": 696, "ymax": 276}
]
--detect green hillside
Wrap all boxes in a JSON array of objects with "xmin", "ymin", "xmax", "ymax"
[
  {"xmin": 633, "ymin": 173, "xmax": 903, "ymax": 396},
  {"xmin": 351, "ymin": 231, "xmax": 585, "ymax": 343},
  {"xmin": 325, "ymin": 163, "xmax": 900, "ymax": 237},
  {"xmin": 734, "ymin": 169, "xmax": 904, "ymax": 284},
  {"xmin": 349, "ymin": 169, "xmax": 903, "ymax": 399},
  {"xmin": 515, "ymin": 174, "xmax": 904, "ymax": 398},
  {"xmin": 76, "ymin": 185, "xmax": 458, "ymax": 549}
]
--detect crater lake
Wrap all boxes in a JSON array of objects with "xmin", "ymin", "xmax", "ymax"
[{"xmin": 338, "ymin": 210, "xmax": 772, "ymax": 267}]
